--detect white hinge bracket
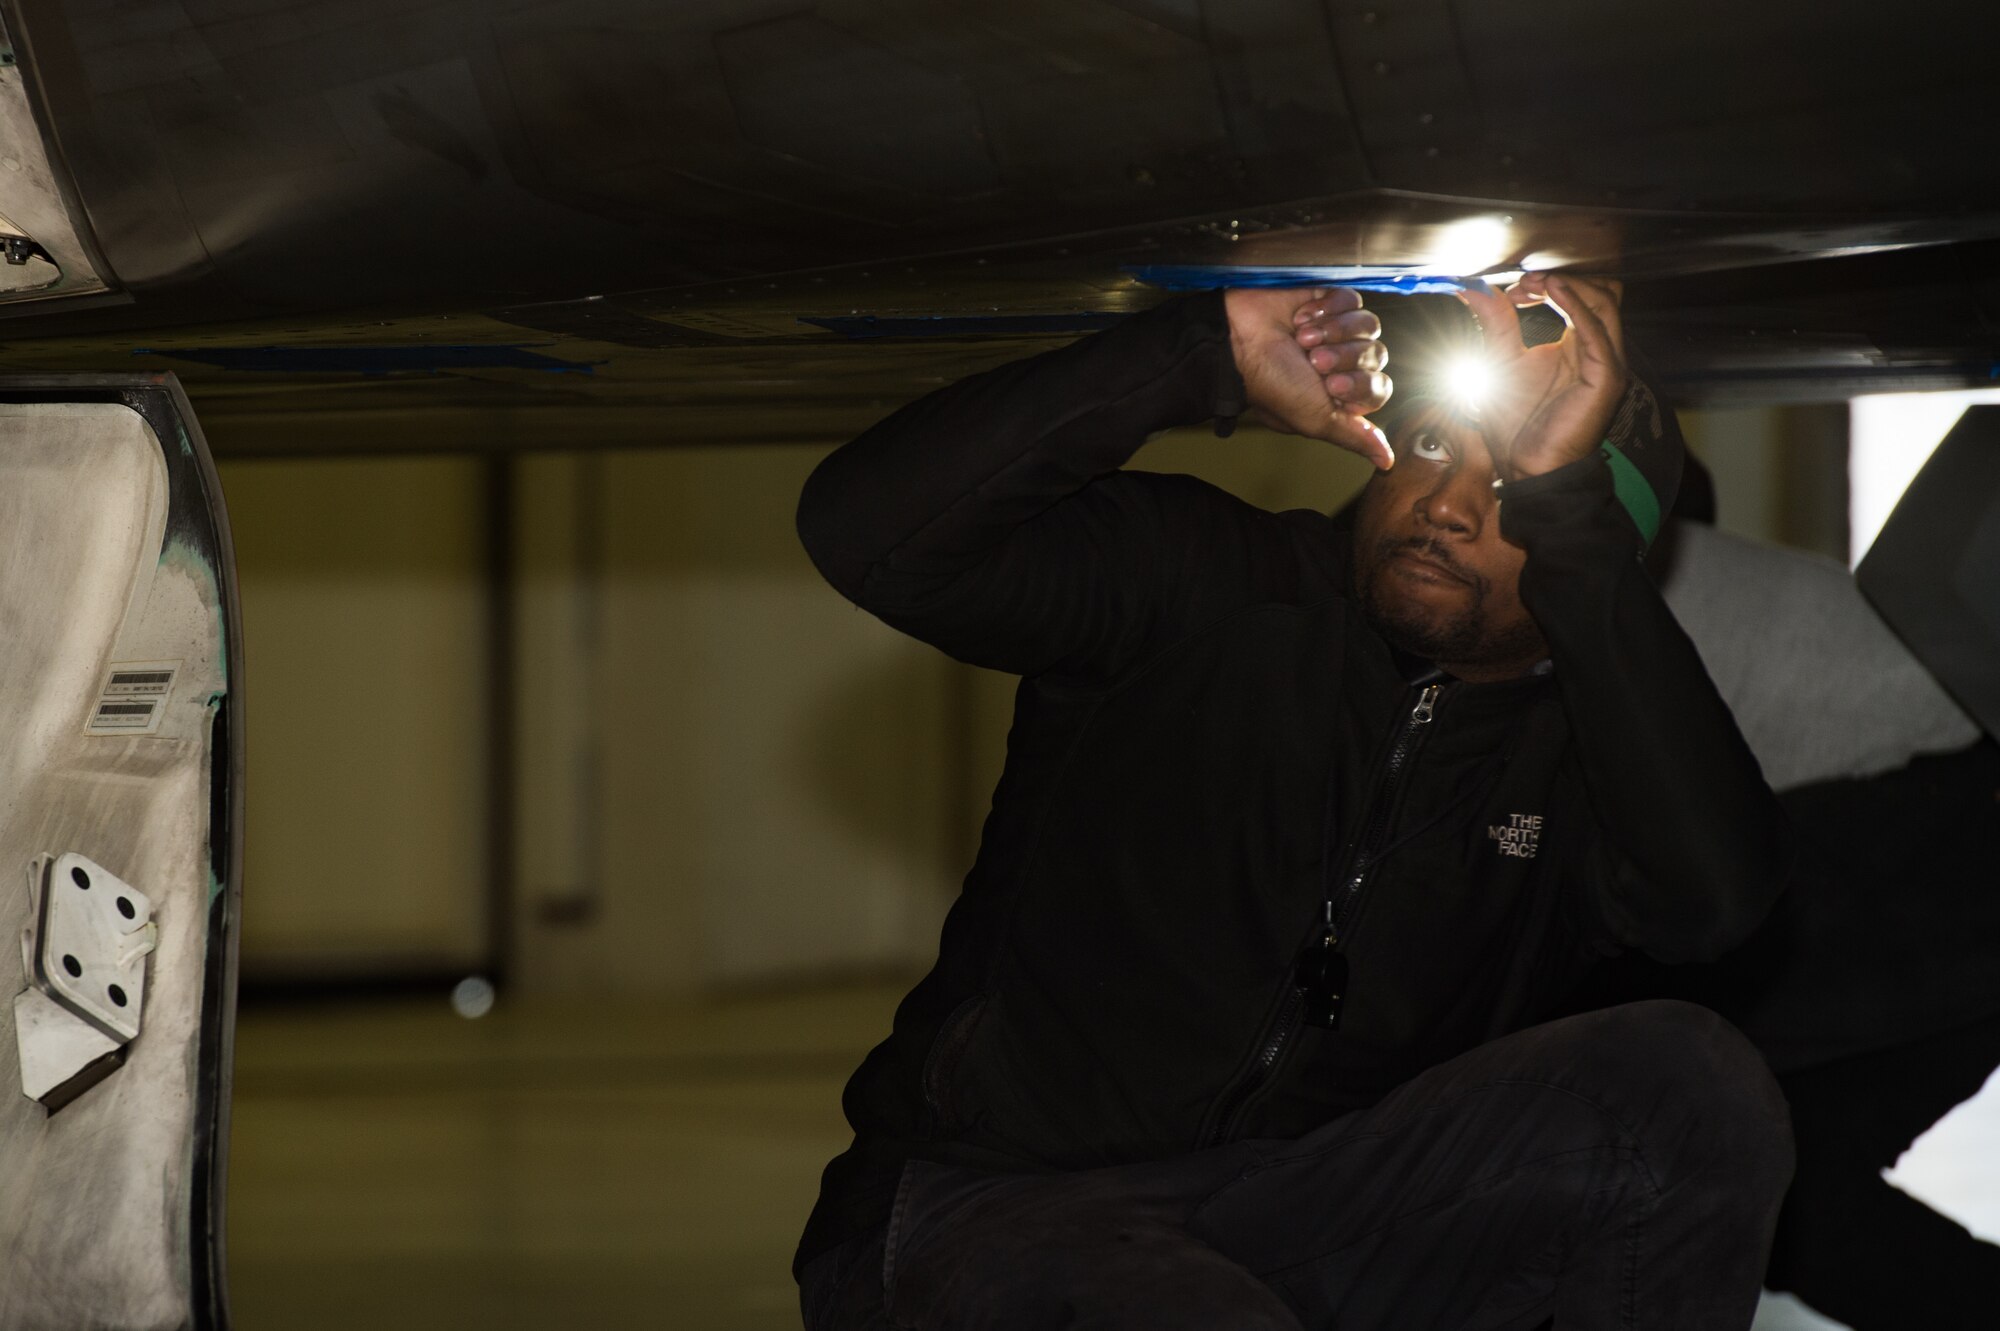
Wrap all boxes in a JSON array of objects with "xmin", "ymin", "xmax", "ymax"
[{"xmin": 13, "ymin": 853, "xmax": 157, "ymax": 1110}]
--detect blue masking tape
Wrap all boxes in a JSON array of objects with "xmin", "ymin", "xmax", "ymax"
[
  {"xmin": 802, "ymin": 313, "xmax": 1126, "ymax": 339},
  {"xmin": 1125, "ymin": 264, "xmax": 1492, "ymax": 296},
  {"xmin": 131, "ymin": 344, "xmax": 601, "ymax": 374}
]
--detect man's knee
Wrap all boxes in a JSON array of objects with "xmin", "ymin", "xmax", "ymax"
[
  {"xmin": 1591, "ymin": 1001, "xmax": 1789, "ymax": 1119},
  {"xmin": 1564, "ymin": 1000, "xmax": 1794, "ymax": 1196}
]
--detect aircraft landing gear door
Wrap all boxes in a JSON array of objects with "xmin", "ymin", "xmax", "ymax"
[{"xmin": 0, "ymin": 375, "xmax": 241, "ymax": 1331}]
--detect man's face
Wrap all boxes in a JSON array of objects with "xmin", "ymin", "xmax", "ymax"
[{"xmin": 1351, "ymin": 408, "xmax": 1548, "ymax": 681}]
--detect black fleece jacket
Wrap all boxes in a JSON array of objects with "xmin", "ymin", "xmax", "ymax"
[{"xmin": 792, "ymin": 292, "xmax": 1789, "ymax": 1277}]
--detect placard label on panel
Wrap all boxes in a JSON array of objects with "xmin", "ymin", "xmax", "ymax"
[{"xmin": 84, "ymin": 660, "xmax": 179, "ymax": 736}]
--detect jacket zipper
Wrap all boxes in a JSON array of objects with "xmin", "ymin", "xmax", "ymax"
[
  {"xmin": 1198, "ymin": 682, "xmax": 1443, "ymax": 1148},
  {"xmin": 1328, "ymin": 683, "xmax": 1440, "ymax": 946}
]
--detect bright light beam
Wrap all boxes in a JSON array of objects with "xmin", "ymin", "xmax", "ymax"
[
  {"xmin": 1441, "ymin": 353, "xmax": 1497, "ymax": 414},
  {"xmin": 1426, "ymin": 216, "xmax": 1514, "ymax": 276}
]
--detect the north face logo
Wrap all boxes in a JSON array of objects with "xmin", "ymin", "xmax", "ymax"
[{"xmin": 1488, "ymin": 813, "xmax": 1542, "ymax": 859}]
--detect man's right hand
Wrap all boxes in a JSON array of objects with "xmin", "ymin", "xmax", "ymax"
[{"xmin": 1224, "ymin": 286, "xmax": 1394, "ymax": 470}]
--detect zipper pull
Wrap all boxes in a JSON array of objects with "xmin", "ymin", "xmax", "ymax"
[
  {"xmin": 1411, "ymin": 683, "xmax": 1441, "ymax": 725},
  {"xmin": 1297, "ymin": 932, "xmax": 1348, "ymax": 1030}
]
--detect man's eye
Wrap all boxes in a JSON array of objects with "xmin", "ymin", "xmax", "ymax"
[{"xmin": 1409, "ymin": 433, "xmax": 1452, "ymax": 462}]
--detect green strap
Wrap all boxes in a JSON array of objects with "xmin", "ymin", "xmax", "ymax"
[{"xmin": 1600, "ymin": 442, "xmax": 1662, "ymax": 547}]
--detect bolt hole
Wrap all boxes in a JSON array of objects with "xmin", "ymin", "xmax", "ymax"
[
  {"xmin": 108, "ymin": 984, "xmax": 127, "ymax": 1007},
  {"xmin": 70, "ymin": 866, "xmax": 90, "ymax": 890},
  {"xmin": 62, "ymin": 954, "xmax": 81, "ymax": 978},
  {"xmin": 117, "ymin": 897, "xmax": 135, "ymax": 920}
]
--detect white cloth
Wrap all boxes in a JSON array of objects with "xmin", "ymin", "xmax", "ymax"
[{"xmin": 1653, "ymin": 522, "xmax": 1980, "ymax": 793}]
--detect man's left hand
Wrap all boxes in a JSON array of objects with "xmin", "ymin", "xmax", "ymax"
[{"xmin": 1458, "ymin": 274, "xmax": 1630, "ymax": 482}]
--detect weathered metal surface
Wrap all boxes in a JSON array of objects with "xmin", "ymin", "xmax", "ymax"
[
  {"xmin": 0, "ymin": 8, "xmax": 112, "ymax": 306},
  {"xmin": 11, "ymin": 0, "xmax": 1997, "ymax": 316},
  {"xmin": 0, "ymin": 0, "xmax": 1977, "ymax": 434},
  {"xmin": 0, "ymin": 384, "xmax": 239, "ymax": 1330}
]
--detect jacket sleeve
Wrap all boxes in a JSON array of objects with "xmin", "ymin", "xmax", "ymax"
[
  {"xmin": 1500, "ymin": 383, "xmax": 1793, "ymax": 964},
  {"xmin": 796, "ymin": 292, "xmax": 1286, "ymax": 682}
]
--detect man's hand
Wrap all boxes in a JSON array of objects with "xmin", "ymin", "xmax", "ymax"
[
  {"xmin": 1224, "ymin": 286, "xmax": 1394, "ymax": 470},
  {"xmin": 1458, "ymin": 274, "xmax": 1630, "ymax": 482}
]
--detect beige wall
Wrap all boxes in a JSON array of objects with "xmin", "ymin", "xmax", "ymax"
[
  {"xmin": 510, "ymin": 448, "xmax": 960, "ymax": 995},
  {"xmin": 221, "ymin": 456, "xmax": 491, "ymax": 979},
  {"xmin": 1680, "ymin": 404, "xmax": 1848, "ymax": 560},
  {"xmin": 225, "ymin": 405, "xmax": 1837, "ymax": 994}
]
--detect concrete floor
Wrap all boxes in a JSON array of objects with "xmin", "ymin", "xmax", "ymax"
[
  {"xmin": 226, "ymin": 982, "xmax": 898, "ymax": 1330},
  {"xmin": 226, "ymin": 982, "xmax": 2000, "ymax": 1330}
]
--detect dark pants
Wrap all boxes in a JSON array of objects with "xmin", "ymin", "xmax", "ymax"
[
  {"xmin": 1766, "ymin": 1009, "xmax": 2000, "ymax": 1328},
  {"xmin": 801, "ymin": 1001, "xmax": 1793, "ymax": 1331}
]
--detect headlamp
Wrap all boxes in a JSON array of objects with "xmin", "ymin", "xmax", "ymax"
[{"xmin": 1440, "ymin": 352, "xmax": 1497, "ymax": 415}]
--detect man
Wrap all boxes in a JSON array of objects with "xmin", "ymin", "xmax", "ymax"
[{"xmin": 793, "ymin": 278, "xmax": 1794, "ymax": 1330}]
